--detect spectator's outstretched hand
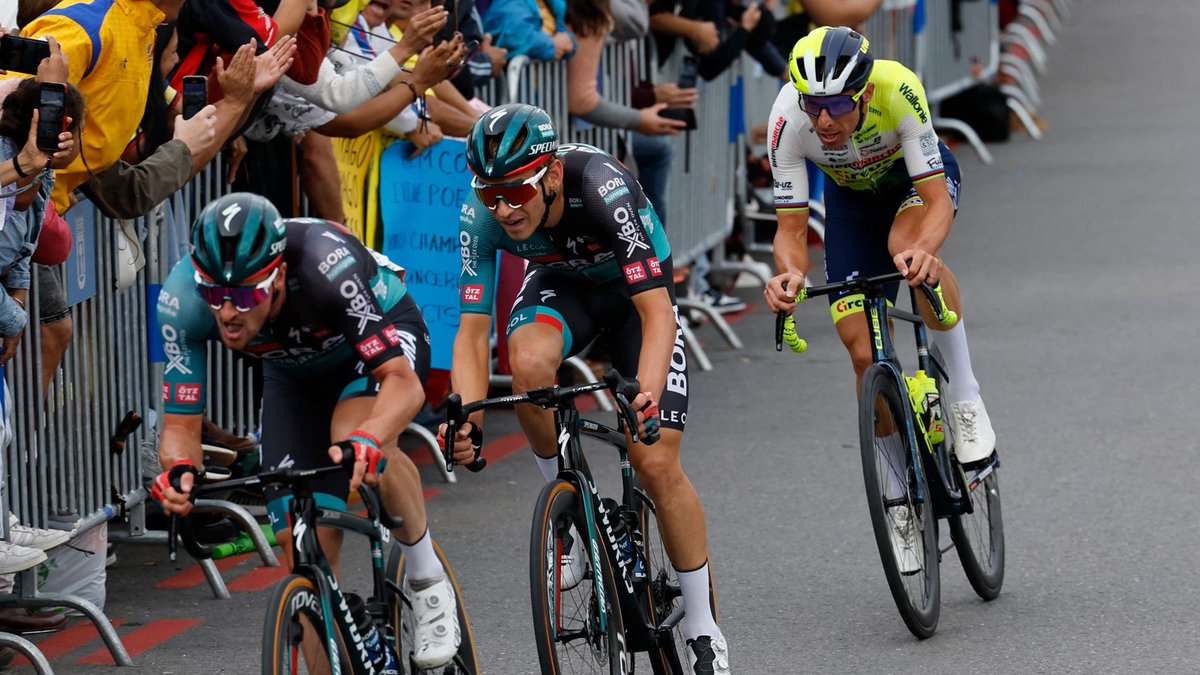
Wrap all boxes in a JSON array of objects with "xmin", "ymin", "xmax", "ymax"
[
  {"xmin": 739, "ymin": 3, "xmax": 763, "ymax": 32},
  {"xmin": 481, "ymin": 34, "xmax": 507, "ymax": 77},
  {"xmin": 655, "ymin": 83, "xmax": 698, "ymax": 109},
  {"xmin": 254, "ymin": 36, "xmax": 298, "ymax": 94},
  {"xmin": 552, "ymin": 32, "xmax": 573, "ymax": 60},
  {"xmin": 411, "ymin": 34, "xmax": 466, "ymax": 90},
  {"xmin": 19, "ymin": 110, "xmax": 73, "ymax": 173},
  {"xmin": 174, "ymin": 104, "xmax": 219, "ymax": 160},
  {"xmin": 399, "ymin": 6, "xmax": 449, "ymax": 58},
  {"xmin": 36, "ymin": 36, "xmax": 69, "ymax": 83},
  {"xmin": 408, "ymin": 120, "xmax": 444, "ymax": 159},
  {"xmin": 690, "ymin": 21, "xmax": 720, "ymax": 54},
  {"xmin": 215, "ymin": 43, "xmax": 258, "ymax": 104},
  {"xmin": 636, "ymin": 103, "xmax": 688, "ymax": 136}
]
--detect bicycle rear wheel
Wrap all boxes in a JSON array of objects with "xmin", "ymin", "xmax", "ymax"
[
  {"xmin": 530, "ymin": 479, "xmax": 628, "ymax": 675},
  {"xmin": 386, "ymin": 538, "xmax": 481, "ymax": 674},
  {"xmin": 261, "ymin": 574, "xmax": 342, "ymax": 674},
  {"xmin": 636, "ymin": 489, "xmax": 718, "ymax": 675},
  {"xmin": 859, "ymin": 364, "xmax": 940, "ymax": 639},
  {"xmin": 949, "ymin": 468, "xmax": 1005, "ymax": 600}
]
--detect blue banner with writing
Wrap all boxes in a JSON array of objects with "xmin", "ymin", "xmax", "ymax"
[
  {"xmin": 62, "ymin": 201, "xmax": 97, "ymax": 307},
  {"xmin": 379, "ymin": 140, "xmax": 471, "ymax": 370}
]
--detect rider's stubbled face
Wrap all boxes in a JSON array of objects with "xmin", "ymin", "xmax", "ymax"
[
  {"xmin": 812, "ymin": 84, "xmax": 873, "ymax": 149},
  {"xmin": 484, "ymin": 159, "xmax": 562, "ymax": 241},
  {"xmin": 210, "ymin": 266, "xmax": 286, "ymax": 351}
]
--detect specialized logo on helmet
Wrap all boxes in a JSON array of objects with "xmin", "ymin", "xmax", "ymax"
[
  {"xmin": 529, "ymin": 141, "xmax": 557, "ymax": 155},
  {"xmin": 220, "ymin": 203, "xmax": 241, "ymax": 233},
  {"xmin": 487, "ymin": 108, "xmax": 508, "ymax": 132}
]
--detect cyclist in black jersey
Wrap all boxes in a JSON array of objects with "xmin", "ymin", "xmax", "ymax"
[
  {"xmin": 150, "ymin": 193, "xmax": 460, "ymax": 670},
  {"xmin": 439, "ymin": 103, "xmax": 730, "ymax": 673}
]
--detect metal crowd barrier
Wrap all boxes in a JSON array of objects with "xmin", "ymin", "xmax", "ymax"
[{"xmin": 918, "ymin": 0, "xmax": 1001, "ymax": 163}]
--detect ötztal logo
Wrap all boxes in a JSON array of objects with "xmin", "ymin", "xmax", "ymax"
[
  {"xmin": 647, "ymin": 257, "xmax": 663, "ymax": 278},
  {"xmin": 175, "ymin": 384, "xmax": 202, "ymax": 404},
  {"xmin": 623, "ymin": 262, "xmax": 647, "ymax": 284},
  {"xmin": 356, "ymin": 336, "xmax": 386, "ymax": 360},
  {"xmin": 462, "ymin": 285, "xmax": 484, "ymax": 303}
]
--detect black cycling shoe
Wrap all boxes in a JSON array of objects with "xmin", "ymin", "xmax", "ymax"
[{"xmin": 685, "ymin": 632, "xmax": 730, "ymax": 674}]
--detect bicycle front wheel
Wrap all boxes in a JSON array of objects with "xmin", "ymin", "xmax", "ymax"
[
  {"xmin": 949, "ymin": 468, "xmax": 1005, "ymax": 600},
  {"xmin": 261, "ymin": 574, "xmax": 342, "ymax": 674},
  {"xmin": 859, "ymin": 365, "xmax": 941, "ymax": 639},
  {"xmin": 637, "ymin": 488, "xmax": 718, "ymax": 675},
  {"xmin": 530, "ymin": 479, "xmax": 628, "ymax": 675},
  {"xmin": 386, "ymin": 538, "xmax": 481, "ymax": 674}
]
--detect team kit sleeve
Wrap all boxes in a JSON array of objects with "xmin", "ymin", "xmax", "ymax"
[
  {"xmin": 582, "ymin": 156, "xmax": 669, "ymax": 295},
  {"xmin": 306, "ymin": 230, "xmax": 411, "ymax": 372},
  {"xmin": 891, "ymin": 68, "xmax": 946, "ymax": 185},
  {"xmin": 457, "ymin": 196, "xmax": 500, "ymax": 316},
  {"xmin": 766, "ymin": 90, "xmax": 812, "ymax": 215},
  {"xmin": 157, "ymin": 261, "xmax": 214, "ymax": 416}
]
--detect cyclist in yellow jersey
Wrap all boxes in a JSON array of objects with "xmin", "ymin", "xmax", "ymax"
[{"xmin": 763, "ymin": 27, "xmax": 996, "ymax": 472}]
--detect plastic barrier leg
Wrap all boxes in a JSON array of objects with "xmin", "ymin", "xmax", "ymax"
[
  {"xmin": 5, "ymin": 570, "xmax": 132, "ymax": 666},
  {"xmin": 677, "ymin": 311, "xmax": 714, "ymax": 372},
  {"xmin": 0, "ymin": 631, "xmax": 54, "ymax": 674},
  {"xmin": 562, "ymin": 356, "xmax": 615, "ymax": 412},
  {"xmin": 1002, "ymin": 87, "xmax": 1044, "ymax": 140},
  {"xmin": 677, "ymin": 298, "xmax": 744, "ymax": 351},
  {"xmin": 1000, "ymin": 53, "xmax": 1043, "ymax": 107},
  {"xmin": 1024, "ymin": 0, "xmax": 1064, "ymax": 33},
  {"xmin": 1018, "ymin": 4, "xmax": 1057, "ymax": 46},
  {"xmin": 193, "ymin": 499, "xmax": 279, "ymax": 568},
  {"xmin": 1003, "ymin": 25, "xmax": 1048, "ymax": 75},
  {"xmin": 934, "ymin": 118, "xmax": 994, "ymax": 165},
  {"xmin": 404, "ymin": 422, "xmax": 457, "ymax": 483},
  {"xmin": 198, "ymin": 558, "xmax": 232, "ymax": 600}
]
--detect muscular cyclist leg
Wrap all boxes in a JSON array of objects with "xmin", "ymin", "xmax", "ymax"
[
  {"xmin": 627, "ymin": 428, "xmax": 708, "ymax": 570},
  {"xmin": 507, "ymin": 322, "xmax": 565, "ymax": 460}
]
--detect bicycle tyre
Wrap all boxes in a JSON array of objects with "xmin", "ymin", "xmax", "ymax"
[
  {"xmin": 949, "ymin": 470, "xmax": 1005, "ymax": 600},
  {"xmin": 386, "ymin": 537, "xmax": 481, "ymax": 674},
  {"xmin": 530, "ymin": 479, "xmax": 628, "ymax": 675},
  {"xmin": 859, "ymin": 364, "xmax": 941, "ymax": 639},
  {"xmin": 637, "ymin": 488, "xmax": 719, "ymax": 675},
  {"xmin": 261, "ymin": 574, "xmax": 343, "ymax": 674}
]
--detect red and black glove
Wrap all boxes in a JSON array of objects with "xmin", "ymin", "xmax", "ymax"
[
  {"xmin": 348, "ymin": 430, "xmax": 387, "ymax": 475},
  {"xmin": 150, "ymin": 459, "xmax": 201, "ymax": 504},
  {"xmin": 638, "ymin": 391, "xmax": 661, "ymax": 445}
]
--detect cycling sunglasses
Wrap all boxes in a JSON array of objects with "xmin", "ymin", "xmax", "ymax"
[
  {"xmin": 194, "ymin": 266, "xmax": 279, "ymax": 312},
  {"xmin": 800, "ymin": 87, "xmax": 867, "ymax": 119},
  {"xmin": 472, "ymin": 163, "xmax": 550, "ymax": 211}
]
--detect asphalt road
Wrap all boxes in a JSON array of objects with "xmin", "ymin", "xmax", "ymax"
[{"xmin": 25, "ymin": 2, "xmax": 1200, "ymax": 673}]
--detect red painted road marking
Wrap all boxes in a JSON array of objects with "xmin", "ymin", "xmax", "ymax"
[
  {"xmin": 14, "ymin": 619, "xmax": 126, "ymax": 666},
  {"xmin": 227, "ymin": 563, "xmax": 293, "ymax": 593},
  {"xmin": 423, "ymin": 487, "xmax": 442, "ymax": 501},
  {"xmin": 156, "ymin": 555, "xmax": 246, "ymax": 590},
  {"xmin": 723, "ymin": 301, "xmax": 761, "ymax": 327},
  {"xmin": 77, "ymin": 619, "xmax": 201, "ymax": 666}
]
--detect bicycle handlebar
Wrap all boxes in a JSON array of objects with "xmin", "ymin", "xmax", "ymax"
[
  {"xmin": 774, "ymin": 272, "xmax": 959, "ymax": 354},
  {"xmin": 441, "ymin": 369, "xmax": 649, "ymax": 472},
  {"xmin": 171, "ymin": 445, "xmax": 358, "ymax": 560}
]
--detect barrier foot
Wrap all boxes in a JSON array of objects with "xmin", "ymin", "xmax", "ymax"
[
  {"xmin": 404, "ymin": 423, "xmax": 457, "ymax": 483},
  {"xmin": 1002, "ymin": 26, "xmax": 1048, "ymax": 76},
  {"xmin": 1003, "ymin": 91, "xmax": 1044, "ymax": 140},
  {"xmin": 933, "ymin": 118, "xmax": 993, "ymax": 165},
  {"xmin": 1017, "ymin": 3, "xmax": 1057, "ymax": 46},
  {"xmin": 999, "ymin": 53, "xmax": 1042, "ymax": 107},
  {"xmin": 562, "ymin": 356, "xmax": 614, "ymax": 412},
  {"xmin": 1024, "ymin": 0, "xmax": 1064, "ymax": 33},
  {"xmin": 5, "ymin": 572, "xmax": 132, "ymax": 666},
  {"xmin": 198, "ymin": 558, "xmax": 232, "ymax": 600},
  {"xmin": 193, "ymin": 499, "xmax": 279, "ymax": 568},
  {"xmin": 678, "ymin": 298, "xmax": 744, "ymax": 351},
  {"xmin": 678, "ymin": 321, "xmax": 713, "ymax": 372},
  {"xmin": 0, "ymin": 632, "xmax": 53, "ymax": 673},
  {"xmin": 712, "ymin": 260, "xmax": 770, "ymax": 288}
]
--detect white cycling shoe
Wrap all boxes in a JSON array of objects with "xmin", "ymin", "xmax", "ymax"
[
  {"xmin": 407, "ymin": 576, "xmax": 461, "ymax": 669},
  {"xmin": 559, "ymin": 524, "xmax": 587, "ymax": 591},
  {"xmin": 888, "ymin": 505, "xmax": 922, "ymax": 575},
  {"xmin": 950, "ymin": 397, "xmax": 996, "ymax": 465},
  {"xmin": 685, "ymin": 629, "xmax": 731, "ymax": 675}
]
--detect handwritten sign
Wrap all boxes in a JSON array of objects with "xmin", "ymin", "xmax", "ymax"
[
  {"xmin": 379, "ymin": 140, "xmax": 470, "ymax": 370},
  {"xmin": 333, "ymin": 132, "xmax": 381, "ymax": 243}
]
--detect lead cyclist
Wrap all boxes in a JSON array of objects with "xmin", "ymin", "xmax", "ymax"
[{"xmin": 762, "ymin": 27, "xmax": 998, "ymax": 568}]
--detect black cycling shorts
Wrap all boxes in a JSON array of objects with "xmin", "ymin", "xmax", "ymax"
[
  {"xmin": 261, "ymin": 293, "xmax": 431, "ymax": 533},
  {"xmin": 505, "ymin": 264, "xmax": 690, "ymax": 431}
]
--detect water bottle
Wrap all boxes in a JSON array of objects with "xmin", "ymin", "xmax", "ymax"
[
  {"xmin": 601, "ymin": 498, "xmax": 646, "ymax": 584},
  {"xmin": 345, "ymin": 592, "xmax": 399, "ymax": 674}
]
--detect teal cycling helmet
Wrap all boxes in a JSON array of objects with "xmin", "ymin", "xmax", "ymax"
[
  {"xmin": 190, "ymin": 192, "xmax": 286, "ymax": 285},
  {"xmin": 465, "ymin": 103, "xmax": 559, "ymax": 179}
]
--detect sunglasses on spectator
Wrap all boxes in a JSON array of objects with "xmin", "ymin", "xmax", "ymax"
[
  {"xmin": 472, "ymin": 163, "xmax": 550, "ymax": 211},
  {"xmin": 800, "ymin": 87, "xmax": 867, "ymax": 119},
  {"xmin": 194, "ymin": 266, "xmax": 279, "ymax": 312}
]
